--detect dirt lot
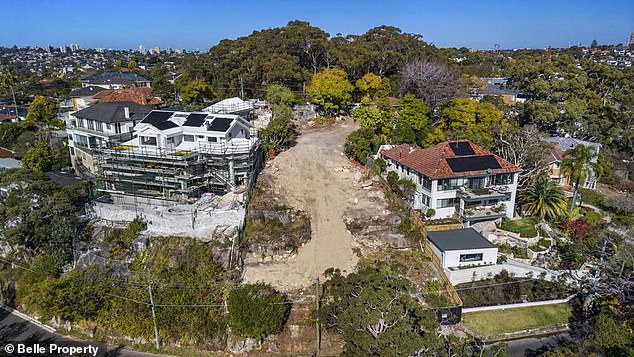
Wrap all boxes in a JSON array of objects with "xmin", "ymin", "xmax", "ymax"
[{"xmin": 242, "ymin": 122, "xmax": 398, "ymax": 291}]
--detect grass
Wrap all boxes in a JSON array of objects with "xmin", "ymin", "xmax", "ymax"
[
  {"xmin": 499, "ymin": 217, "xmax": 538, "ymax": 237},
  {"xmin": 462, "ymin": 303, "xmax": 572, "ymax": 335}
]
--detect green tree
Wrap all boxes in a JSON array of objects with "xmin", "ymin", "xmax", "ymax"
[
  {"xmin": 21, "ymin": 140, "xmax": 54, "ymax": 172},
  {"xmin": 392, "ymin": 94, "xmax": 431, "ymax": 145},
  {"xmin": 0, "ymin": 65, "xmax": 19, "ymax": 120},
  {"xmin": 593, "ymin": 312, "xmax": 633, "ymax": 355},
  {"xmin": 351, "ymin": 97, "xmax": 391, "ymax": 135},
  {"xmin": 519, "ymin": 176, "xmax": 568, "ymax": 220},
  {"xmin": 114, "ymin": 59, "xmax": 123, "ymax": 70},
  {"xmin": 561, "ymin": 144, "xmax": 598, "ymax": 213},
  {"xmin": 344, "ymin": 127, "xmax": 381, "ymax": 164},
  {"xmin": 0, "ymin": 122, "xmax": 25, "ymax": 148},
  {"xmin": 127, "ymin": 60, "xmax": 137, "ymax": 69},
  {"xmin": 306, "ymin": 68, "xmax": 354, "ymax": 114},
  {"xmin": 265, "ymin": 84, "xmax": 297, "ymax": 107},
  {"xmin": 226, "ymin": 283, "xmax": 289, "ymax": 340},
  {"xmin": 25, "ymin": 95, "xmax": 59, "ymax": 128},
  {"xmin": 439, "ymin": 98, "xmax": 505, "ymax": 146},
  {"xmin": 320, "ymin": 266, "xmax": 444, "ymax": 356},
  {"xmin": 356, "ymin": 73, "xmax": 383, "ymax": 99},
  {"xmin": 180, "ymin": 79, "xmax": 211, "ymax": 105}
]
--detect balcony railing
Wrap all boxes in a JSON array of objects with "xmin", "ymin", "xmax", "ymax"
[
  {"xmin": 456, "ymin": 186, "xmax": 510, "ymax": 202},
  {"xmin": 458, "ymin": 205, "xmax": 506, "ymax": 221}
]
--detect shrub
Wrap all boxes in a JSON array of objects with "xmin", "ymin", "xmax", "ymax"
[
  {"xmin": 425, "ymin": 208, "xmax": 436, "ymax": 218},
  {"xmin": 562, "ymin": 218, "xmax": 595, "ymax": 240},
  {"xmin": 227, "ymin": 283, "xmax": 289, "ymax": 340}
]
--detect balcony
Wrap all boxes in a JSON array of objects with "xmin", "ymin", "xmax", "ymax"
[
  {"xmin": 458, "ymin": 205, "xmax": 506, "ymax": 222},
  {"xmin": 456, "ymin": 186, "xmax": 510, "ymax": 202}
]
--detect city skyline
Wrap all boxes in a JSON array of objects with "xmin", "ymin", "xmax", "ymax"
[{"xmin": 1, "ymin": 0, "xmax": 632, "ymax": 51}]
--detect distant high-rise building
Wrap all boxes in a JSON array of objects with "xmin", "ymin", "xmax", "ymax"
[
  {"xmin": 627, "ymin": 32, "xmax": 634, "ymax": 47},
  {"xmin": 70, "ymin": 43, "xmax": 80, "ymax": 52},
  {"xmin": 165, "ymin": 47, "xmax": 172, "ymax": 55},
  {"xmin": 45, "ymin": 44, "xmax": 53, "ymax": 53},
  {"xmin": 153, "ymin": 46, "xmax": 160, "ymax": 54},
  {"xmin": 174, "ymin": 48, "xmax": 182, "ymax": 54},
  {"xmin": 138, "ymin": 44, "xmax": 147, "ymax": 55},
  {"xmin": 60, "ymin": 45, "xmax": 68, "ymax": 54}
]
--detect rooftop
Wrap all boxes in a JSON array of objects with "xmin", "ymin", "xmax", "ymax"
[
  {"xmin": 93, "ymin": 87, "xmax": 161, "ymax": 105},
  {"xmin": 70, "ymin": 86, "xmax": 104, "ymax": 98},
  {"xmin": 544, "ymin": 137, "xmax": 602, "ymax": 153},
  {"xmin": 81, "ymin": 71, "xmax": 151, "ymax": 85},
  {"xmin": 381, "ymin": 140, "xmax": 521, "ymax": 179},
  {"xmin": 73, "ymin": 101, "xmax": 152, "ymax": 123},
  {"xmin": 427, "ymin": 228, "xmax": 497, "ymax": 252}
]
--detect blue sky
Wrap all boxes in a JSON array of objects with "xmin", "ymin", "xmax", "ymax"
[{"xmin": 1, "ymin": 0, "xmax": 632, "ymax": 50}]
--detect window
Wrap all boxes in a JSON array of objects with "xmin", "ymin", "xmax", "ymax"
[
  {"xmin": 422, "ymin": 194, "xmax": 431, "ymax": 207},
  {"xmin": 421, "ymin": 175, "xmax": 432, "ymax": 190},
  {"xmin": 105, "ymin": 123, "xmax": 111, "ymax": 131},
  {"xmin": 166, "ymin": 137, "xmax": 175, "ymax": 145},
  {"xmin": 69, "ymin": 147, "xmax": 75, "ymax": 156},
  {"xmin": 141, "ymin": 136, "xmax": 157, "ymax": 146},
  {"xmin": 207, "ymin": 137, "xmax": 217, "ymax": 142},
  {"xmin": 68, "ymin": 134, "xmax": 73, "ymax": 141},
  {"xmin": 183, "ymin": 135, "xmax": 194, "ymax": 142},
  {"xmin": 438, "ymin": 178, "xmax": 466, "ymax": 191},
  {"xmin": 75, "ymin": 134, "xmax": 88, "ymax": 147},
  {"xmin": 490, "ymin": 173, "xmax": 513, "ymax": 186},
  {"xmin": 437, "ymin": 198, "xmax": 458, "ymax": 208},
  {"xmin": 95, "ymin": 122, "xmax": 103, "ymax": 132},
  {"xmin": 87, "ymin": 120, "xmax": 95, "ymax": 131},
  {"xmin": 197, "ymin": 135, "xmax": 205, "ymax": 139},
  {"xmin": 459, "ymin": 253, "xmax": 483, "ymax": 262}
]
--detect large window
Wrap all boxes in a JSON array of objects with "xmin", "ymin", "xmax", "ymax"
[
  {"xmin": 438, "ymin": 178, "xmax": 466, "ymax": 191},
  {"xmin": 490, "ymin": 173, "xmax": 513, "ymax": 186},
  {"xmin": 141, "ymin": 136, "xmax": 157, "ymax": 146},
  {"xmin": 437, "ymin": 197, "xmax": 458, "ymax": 208},
  {"xmin": 75, "ymin": 134, "xmax": 89, "ymax": 147},
  {"xmin": 421, "ymin": 175, "xmax": 432, "ymax": 190},
  {"xmin": 459, "ymin": 253, "xmax": 483, "ymax": 262},
  {"xmin": 183, "ymin": 135, "xmax": 195, "ymax": 142}
]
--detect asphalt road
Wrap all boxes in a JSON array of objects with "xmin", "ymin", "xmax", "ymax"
[
  {"xmin": 0, "ymin": 308, "xmax": 169, "ymax": 357},
  {"xmin": 486, "ymin": 332, "xmax": 574, "ymax": 356}
]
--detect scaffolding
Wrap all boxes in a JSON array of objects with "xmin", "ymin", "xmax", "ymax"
[{"xmin": 92, "ymin": 137, "xmax": 263, "ymax": 206}]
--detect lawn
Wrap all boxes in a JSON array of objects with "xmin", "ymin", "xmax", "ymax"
[
  {"xmin": 462, "ymin": 303, "xmax": 572, "ymax": 335},
  {"xmin": 499, "ymin": 217, "xmax": 538, "ymax": 237}
]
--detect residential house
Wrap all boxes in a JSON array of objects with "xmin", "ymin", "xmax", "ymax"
[
  {"xmin": 69, "ymin": 86, "xmax": 103, "ymax": 111},
  {"xmin": 427, "ymin": 228, "xmax": 498, "ymax": 269},
  {"xmin": 544, "ymin": 137, "xmax": 602, "ymax": 189},
  {"xmin": 93, "ymin": 110, "xmax": 260, "ymax": 204},
  {"xmin": 202, "ymin": 97, "xmax": 254, "ymax": 117},
  {"xmin": 380, "ymin": 140, "xmax": 522, "ymax": 225},
  {"xmin": 67, "ymin": 101, "xmax": 152, "ymax": 175},
  {"xmin": 80, "ymin": 71, "xmax": 152, "ymax": 89}
]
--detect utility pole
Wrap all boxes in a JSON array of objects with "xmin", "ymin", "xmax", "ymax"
[
  {"xmin": 315, "ymin": 276, "xmax": 320, "ymax": 355},
  {"xmin": 600, "ymin": 239, "xmax": 608, "ymax": 265},
  {"xmin": 148, "ymin": 284, "xmax": 160, "ymax": 350},
  {"xmin": 239, "ymin": 77, "xmax": 244, "ymax": 100}
]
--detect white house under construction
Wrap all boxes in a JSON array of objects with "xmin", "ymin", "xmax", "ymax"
[{"xmin": 93, "ymin": 110, "xmax": 261, "ymax": 204}]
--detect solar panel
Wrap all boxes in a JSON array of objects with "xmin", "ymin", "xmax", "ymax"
[
  {"xmin": 207, "ymin": 117, "xmax": 233, "ymax": 132},
  {"xmin": 141, "ymin": 111, "xmax": 174, "ymax": 124},
  {"xmin": 152, "ymin": 121, "xmax": 178, "ymax": 130},
  {"xmin": 446, "ymin": 155, "xmax": 501, "ymax": 173},
  {"xmin": 183, "ymin": 113, "xmax": 208, "ymax": 127},
  {"xmin": 449, "ymin": 141, "xmax": 475, "ymax": 156}
]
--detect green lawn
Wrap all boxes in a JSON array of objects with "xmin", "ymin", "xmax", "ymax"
[
  {"xmin": 462, "ymin": 303, "xmax": 572, "ymax": 335},
  {"xmin": 499, "ymin": 217, "xmax": 539, "ymax": 237}
]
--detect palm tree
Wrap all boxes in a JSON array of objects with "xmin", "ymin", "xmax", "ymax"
[
  {"xmin": 561, "ymin": 144, "xmax": 598, "ymax": 213},
  {"xmin": 519, "ymin": 176, "xmax": 568, "ymax": 220},
  {"xmin": 0, "ymin": 65, "xmax": 19, "ymax": 120}
]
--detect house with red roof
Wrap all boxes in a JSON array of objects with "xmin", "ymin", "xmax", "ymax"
[{"xmin": 380, "ymin": 140, "xmax": 522, "ymax": 226}]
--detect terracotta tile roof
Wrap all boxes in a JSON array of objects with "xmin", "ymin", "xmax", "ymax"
[
  {"xmin": 381, "ymin": 140, "xmax": 522, "ymax": 179},
  {"xmin": 0, "ymin": 147, "xmax": 16, "ymax": 158},
  {"xmin": 93, "ymin": 87, "xmax": 162, "ymax": 105}
]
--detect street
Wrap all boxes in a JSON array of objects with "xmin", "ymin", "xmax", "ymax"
[{"xmin": 0, "ymin": 308, "xmax": 168, "ymax": 357}]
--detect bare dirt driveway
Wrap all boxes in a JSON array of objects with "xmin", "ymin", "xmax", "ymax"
[{"xmin": 242, "ymin": 122, "xmax": 364, "ymax": 291}]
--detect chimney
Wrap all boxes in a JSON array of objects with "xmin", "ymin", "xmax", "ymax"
[{"xmin": 124, "ymin": 107, "xmax": 130, "ymax": 119}]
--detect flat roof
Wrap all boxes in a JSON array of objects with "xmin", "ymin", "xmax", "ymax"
[{"xmin": 427, "ymin": 228, "xmax": 497, "ymax": 252}]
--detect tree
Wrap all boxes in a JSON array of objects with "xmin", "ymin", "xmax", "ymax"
[
  {"xmin": 0, "ymin": 65, "xmax": 19, "ymax": 121},
  {"xmin": 591, "ymin": 39, "xmax": 598, "ymax": 48},
  {"xmin": 320, "ymin": 266, "xmax": 444, "ymax": 356},
  {"xmin": 439, "ymin": 98, "xmax": 505, "ymax": 146},
  {"xmin": 356, "ymin": 73, "xmax": 383, "ymax": 99},
  {"xmin": 393, "ymin": 94, "xmax": 431, "ymax": 146},
  {"xmin": 265, "ymin": 84, "xmax": 297, "ymax": 107},
  {"xmin": 561, "ymin": 144, "xmax": 598, "ymax": 213},
  {"xmin": 306, "ymin": 68, "xmax": 354, "ymax": 114},
  {"xmin": 593, "ymin": 312, "xmax": 633, "ymax": 355},
  {"xmin": 21, "ymin": 140, "xmax": 54, "ymax": 172},
  {"xmin": 226, "ymin": 283, "xmax": 289, "ymax": 340},
  {"xmin": 400, "ymin": 58, "xmax": 460, "ymax": 112},
  {"xmin": 344, "ymin": 127, "xmax": 381, "ymax": 164},
  {"xmin": 25, "ymin": 95, "xmax": 59, "ymax": 128},
  {"xmin": 127, "ymin": 60, "xmax": 138, "ymax": 69},
  {"xmin": 519, "ymin": 176, "xmax": 568, "ymax": 220},
  {"xmin": 180, "ymin": 79, "xmax": 211, "ymax": 105},
  {"xmin": 352, "ymin": 97, "xmax": 392, "ymax": 135}
]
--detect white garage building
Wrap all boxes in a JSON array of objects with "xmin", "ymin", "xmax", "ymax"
[{"xmin": 427, "ymin": 228, "xmax": 498, "ymax": 269}]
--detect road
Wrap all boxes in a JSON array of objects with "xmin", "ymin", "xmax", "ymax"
[{"xmin": 0, "ymin": 308, "xmax": 169, "ymax": 357}]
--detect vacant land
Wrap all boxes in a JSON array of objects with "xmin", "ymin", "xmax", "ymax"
[
  {"xmin": 242, "ymin": 122, "xmax": 364, "ymax": 290},
  {"xmin": 462, "ymin": 303, "xmax": 572, "ymax": 335}
]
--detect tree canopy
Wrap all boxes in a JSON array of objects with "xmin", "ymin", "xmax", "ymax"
[{"xmin": 306, "ymin": 68, "xmax": 354, "ymax": 114}]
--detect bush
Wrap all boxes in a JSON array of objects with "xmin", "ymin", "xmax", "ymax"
[
  {"xmin": 425, "ymin": 208, "xmax": 436, "ymax": 218},
  {"xmin": 227, "ymin": 283, "xmax": 289, "ymax": 340},
  {"xmin": 562, "ymin": 218, "xmax": 595, "ymax": 240},
  {"xmin": 344, "ymin": 128, "xmax": 381, "ymax": 164}
]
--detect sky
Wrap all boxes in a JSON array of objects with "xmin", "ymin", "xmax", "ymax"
[{"xmin": 0, "ymin": 0, "xmax": 632, "ymax": 51}]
